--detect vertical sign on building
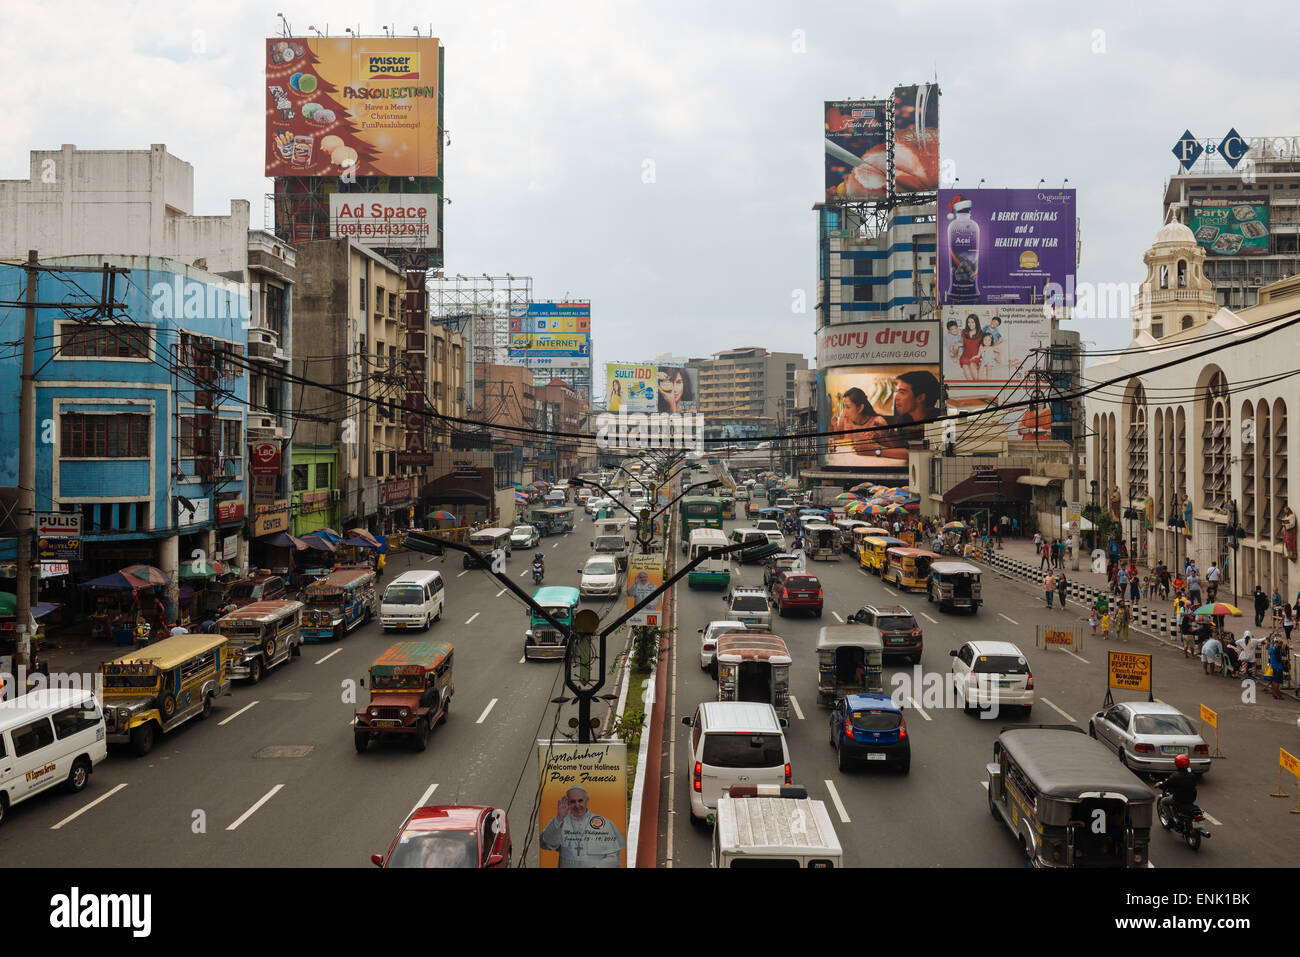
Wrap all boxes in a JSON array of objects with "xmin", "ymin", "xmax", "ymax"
[{"xmin": 399, "ymin": 270, "xmax": 435, "ymax": 466}]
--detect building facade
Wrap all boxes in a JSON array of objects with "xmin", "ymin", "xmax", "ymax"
[
  {"xmin": 815, "ymin": 203, "xmax": 938, "ymax": 325},
  {"xmin": 688, "ymin": 347, "xmax": 807, "ymax": 421}
]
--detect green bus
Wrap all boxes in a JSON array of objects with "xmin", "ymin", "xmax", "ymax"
[{"xmin": 680, "ymin": 496, "xmax": 724, "ymax": 553}]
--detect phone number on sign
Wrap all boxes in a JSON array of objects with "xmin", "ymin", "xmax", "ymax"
[{"xmin": 337, "ymin": 222, "xmax": 432, "ymax": 237}]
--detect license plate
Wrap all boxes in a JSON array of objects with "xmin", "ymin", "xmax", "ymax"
[
  {"xmin": 374, "ymin": 719, "xmax": 401, "ymax": 727},
  {"xmin": 889, "ymin": 636, "xmax": 906, "ymax": 643},
  {"xmin": 998, "ymin": 680, "xmax": 1015, "ymax": 687},
  {"xmin": 866, "ymin": 753, "xmax": 886, "ymax": 761},
  {"xmin": 1161, "ymin": 745, "xmax": 1187, "ymax": 756}
]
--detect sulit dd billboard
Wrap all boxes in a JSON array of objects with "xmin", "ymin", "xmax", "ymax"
[
  {"xmin": 1190, "ymin": 198, "xmax": 1270, "ymax": 256},
  {"xmin": 265, "ymin": 37, "xmax": 440, "ymax": 177}
]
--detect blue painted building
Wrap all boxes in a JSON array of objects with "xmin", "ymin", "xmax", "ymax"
[
  {"xmin": 816, "ymin": 204, "xmax": 938, "ymax": 323},
  {"xmin": 0, "ymin": 255, "xmax": 249, "ymax": 612}
]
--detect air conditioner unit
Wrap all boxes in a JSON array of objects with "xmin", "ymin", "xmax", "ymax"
[{"xmin": 248, "ymin": 340, "xmax": 276, "ymax": 360}]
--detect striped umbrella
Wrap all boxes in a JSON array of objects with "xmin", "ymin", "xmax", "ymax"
[
  {"xmin": 834, "ymin": 492, "xmax": 859, "ymax": 502},
  {"xmin": 942, "ymin": 521, "xmax": 966, "ymax": 532},
  {"xmin": 885, "ymin": 504, "xmax": 908, "ymax": 516},
  {"xmin": 1193, "ymin": 602, "xmax": 1242, "ymax": 617},
  {"xmin": 865, "ymin": 504, "xmax": 886, "ymax": 516}
]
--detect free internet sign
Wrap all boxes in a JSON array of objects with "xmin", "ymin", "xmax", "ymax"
[{"xmin": 329, "ymin": 194, "xmax": 437, "ymax": 249}]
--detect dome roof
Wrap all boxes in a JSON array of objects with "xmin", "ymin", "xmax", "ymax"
[{"xmin": 1155, "ymin": 220, "xmax": 1197, "ymax": 244}]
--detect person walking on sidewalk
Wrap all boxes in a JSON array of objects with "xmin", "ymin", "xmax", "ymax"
[
  {"xmin": 1205, "ymin": 562, "xmax": 1221, "ymax": 602},
  {"xmin": 1255, "ymin": 586, "xmax": 1269, "ymax": 627},
  {"xmin": 1268, "ymin": 637, "xmax": 1287, "ymax": 699},
  {"xmin": 1117, "ymin": 603, "xmax": 1130, "ymax": 643},
  {"xmin": 1129, "ymin": 565, "xmax": 1141, "ymax": 604},
  {"xmin": 1116, "ymin": 565, "xmax": 1129, "ymax": 601},
  {"xmin": 1039, "ymin": 540, "xmax": 1050, "ymax": 570},
  {"xmin": 1057, "ymin": 572, "xmax": 1068, "ymax": 611},
  {"xmin": 1186, "ymin": 566, "xmax": 1202, "ymax": 607},
  {"xmin": 1284, "ymin": 603, "xmax": 1295, "ymax": 642},
  {"xmin": 1043, "ymin": 571, "xmax": 1057, "ymax": 609}
]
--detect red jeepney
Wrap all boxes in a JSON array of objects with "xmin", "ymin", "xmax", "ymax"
[{"xmin": 355, "ymin": 641, "xmax": 454, "ymax": 753}]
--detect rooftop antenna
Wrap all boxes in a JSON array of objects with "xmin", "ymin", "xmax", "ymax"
[
  {"xmin": 413, "ymin": 25, "xmax": 421, "ymax": 36},
  {"xmin": 382, "ymin": 25, "xmax": 390, "ymax": 37},
  {"xmin": 277, "ymin": 12, "xmax": 291, "ymax": 36}
]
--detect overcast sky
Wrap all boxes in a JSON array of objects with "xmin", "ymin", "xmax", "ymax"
[{"xmin": 4, "ymin": 0, "xmax": 1298, "ymax": 382}]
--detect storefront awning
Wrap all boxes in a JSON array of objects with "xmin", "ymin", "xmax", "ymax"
[{"xmin": 1016, "ymin": 475, "xmax": 1065, "ymax": 487}]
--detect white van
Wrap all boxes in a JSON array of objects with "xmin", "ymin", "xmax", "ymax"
[
  {"xmin": 712, "ymin": 785, "xmax": 842, "ymax": 868},
  {"xmin": 687, "ymin": 528, "xmax": 731, "ymax": 589},
  {"xmin": 0, "ymin": 688, "xmax": 107, "ymax": 825},
  {"xmin": 380, "ymin": 570, "xmax": 445, "ymax": 631},
  {"xmin": 682, "ymin": 701, "xmax": 790, "ymax": 824}
]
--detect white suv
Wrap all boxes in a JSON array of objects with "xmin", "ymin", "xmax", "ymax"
[
  {"xmin": 682, "ymin": 701, "xmax": 791, "ymax": 824},
  {"xmin": 726, "ymin": 588, "xmax": 772, "ymax": 631},
  {"xmin": 949, "ymin": 640, "xmax": 1034, "ymax": 715}
]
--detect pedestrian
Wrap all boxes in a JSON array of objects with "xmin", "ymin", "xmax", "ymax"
[
  {"xmin": 1012, "ymin": 518, "xmax": 1020, "ymax": 536},
  {"xmin": 169, "ymin": 621, "xmax": 188, "ymax": 637},
  {"xmin": 1034, "ymin": 531, "xmax": 1042, "ymax": 551},
  {"xmin": 1201, "ymin": 634, "xmax": 1224, "ymax": 676},
  {"xmin": 1117, "ymin": 564, "xmax": 1129, "ymax": 600},
  {"xmin": 1205, "ymin": 561, "xmax": 1220, "ymax": 602},
  {"xmin": 1117, "ymin": 603, "xmax": 1130, "ymax": 643},
  {"xmin": 1255, "ymin": 586, "xmax": 1269, "ymax": 627},
  {"xmin": 1064, "ymin": 537, "xmax": 1072, "ymax": 563},
  {"xmin": 1057, "ymin": 572, "xmax": 1067, "ymax": 610},
  {"xmin": 1159, "ymin": 565, "xmax": 1171, "ymax": 601},
  {"xmin": 1284, "ymin": 603, "xmax": 1295, "ymax": 642},
  {"xmin": 1268, "ymin": 638, "xmax": 1287, "ymax": 699},
  {"xmin": 1129, "ymin": 568, "xmax": 1141, "ymax": 604},
  {"xmin": 1273, "ymin": 586, "xmax": 1283, "ymax": 615},
  {"xmin": 1186, "ymin": 566, "xmax": 1201, "ymax": 607},
  {"xmin": 1089, "ymin": 609, "xmax": 1099, "ymax": 636},
  {"xmin": 1236, "ymin": 630, "xmax": 1261, "ymax": 678},
  {"xmin": 1101, "ymin": 609, "xmax": 1111, "ymax": 640},
  {"xmin": 1043, "ymin": 571, "xmax": 1057, "ymax": 608},
  {"xmin": 1039, "ymin": 540, "xmax": 1049, "ymax": 570}
]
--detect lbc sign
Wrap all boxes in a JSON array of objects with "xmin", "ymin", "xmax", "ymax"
[{"xmin": 37, "ymin": 513, "xmax": 82, "ymax": 537}]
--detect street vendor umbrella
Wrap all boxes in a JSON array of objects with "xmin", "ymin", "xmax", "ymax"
[
  {"xmin": 342, "ymin": 536, "xmax": 379, "ymax": 549},
  {"xmin": 345, "ymin": 528, "xmax": 381, "ymax": 548},
  {"xmin": 82, "ymin": 570, "xmax": 150, "ymax": 590},
  {"xmin": 885, "ymin": 504, "xmax": 908, "ymax": 516},
  {"xmin": 903, "ymin": 500, "xmax": 921, "ymax": 511},
  {"xmin": 849, "ymin": 483, "xmax": 873, "ymax": 494},
  {"xmin": 178, "ymin": 560, "xmax": 226, "ymax": 580},
  {"xmin": 306, "ymin": 528, "xmax": 341, "ymax": 545},
  {"xmin": 942, "ymin": 521, "xmax": 966, "ymax": 532},
  {"xmin": 1193, "ymin": 602, "xmax": 1243, "ymax": 617},
  {"xmin": 0, "ymin": 593, "xmax": 61, "ymax": 619},
  {"xmin": 119, "ymin": 564, "xmax": 169, "ymax": 587},
  {"xmin": 834, "ymin": 492, "xmax": 859, "ymax": 502},
  {"xmin": 267, "ymin": 532, "xmax": 308, "ymax": 550},
  {"xmin": 427, "ymin": 510, "xmax": 456, "ymax": 522},
  {"xmin": 299, "ymin": 533, "xmax": 338, "ymax": 553},
  {"xmin": 865, "ymin": 504, "xmax": 885, "ymax": 516}
]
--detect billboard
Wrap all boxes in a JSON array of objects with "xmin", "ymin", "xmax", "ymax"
[
  {"xmin": 941, "ymin": 304, "xmax": 1054, "ymax": 442},
  {"xmin": 606, "ymin": 364, "xmax": 657, "ymax": 412},
  {"xmin": 514, "ymin": 302, "xmax": 592, "ymax": 334},
  {"xmin": 264, "ymin": 37, "xmax": 440, "ymax": 178},
  {"xmin": 891, "ymin": 84, "xmax": 940, "ymax": 194},
  {"xmin": 1190, "ymin": 198, "xmax": 1270, "ymax": 256},
  {"xmin": 507, "ymin": 302, "xmax": 591, "ymax": 369},
  {"xmin": 825, "ymin": 100, "xmax": 887, "ymax": 202},
  {"xmin": 627, "ymin": 553, "xmax": 664, "ymax": 626},
  {"xmin": 937, "ymin": 189, "xmax": 1077, "ymax": 306},
  {"xmin": 817, "ymin": 321, "xmax": 942, "ymax": 469},
  {"xmin": 329, "ymin": 194, "xmax": 437, "ymax": 249},
  {"xmin": 656, "ymin": 365, "xmax": 698, "ymax": 414},
  {"xmin": 537, "ymin": 742, "xmax": 628, "ymax": 868}
]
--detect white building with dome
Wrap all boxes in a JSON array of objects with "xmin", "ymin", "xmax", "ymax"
[{"xmin": 1086, "ymin": 222, "xmax": 1300, "ymax": 597}]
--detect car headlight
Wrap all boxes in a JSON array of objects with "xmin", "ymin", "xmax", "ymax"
[
  {"xmin": 369, "ymin": 708, "xmax": 379, "ymax": 717},
  {"xmin": 399, "ymin": 709, "xmax": 409, "ymax": 717}
]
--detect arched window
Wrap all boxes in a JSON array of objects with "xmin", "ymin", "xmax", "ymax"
[
  {"xmin": 1177, "ymin": 260, "xmax": 1187, "ymax": 288},
  {"xmin": 1274, "ymin": 398, "xmax": 1289, "ymax": 556},
  {"xmin": 1127, "ymin": 382, "xmax": 1148, "ymax": 501},
  {"xmin": 1201, "ymin": 371, "xmax": 1230, "ymax": 510},
  {"xmin": 1182, "ymin": 315, "xmax": 1194, "ymax": 330},
  {"xmin": 1160, "ymin": 264, "xmax": 1169, "ymax": 289},
  {"xmin": 1259, "ymin": 400, "xmax": 1272, "ymax": 539},
  {"xmin": 1241, "ymin": 401, "xmax": 1256, "ymax": 537}
]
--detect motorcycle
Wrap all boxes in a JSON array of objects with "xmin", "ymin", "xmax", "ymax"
[
  {"xmin": 532, "ymin": 562, "xmax": 544, "ymax": 584},
  {"xmin": 1157, "ymin": 790, "xmax": 1211, "ymax": 850}
]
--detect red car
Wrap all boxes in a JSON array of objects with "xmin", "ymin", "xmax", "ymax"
[
  {"xmin": 773, "ymin": 571, "xmax": 823, "ymax": 617},
  {"xmin": 372, "ymin": 805, "xmax": 511, "ymax": 868}
]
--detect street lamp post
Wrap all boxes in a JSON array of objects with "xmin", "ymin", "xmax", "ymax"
[
  {"xmin": 1056, "ymin": 496, "xmax": 1067, "ymax": 543},
  {"xmin": 1088, "ymin": 479, "xmax": 1099, "ymax": 551},
  {"xmin": 1123, "ymin": 488, "xmax": 1141, "ymax": 568}
]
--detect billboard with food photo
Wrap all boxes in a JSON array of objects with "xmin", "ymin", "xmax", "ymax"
[
  {"xmin": 1190, "ymin": 198, "xmax": 1270, "ymax": 256},
  {"xmin": 891, "ymin": 84, "xmax": 940, "ymax": 194},
  {"xmin": 942, "ymin": 304, "xmax": 1054, "ymax": 442},
  {"xmin": 265, "ymin": 37, "xmax": 440, "ymax": 178},
  {"xmin": 825, "ymin": 100, "xmax": 888, "ymax": 202}
]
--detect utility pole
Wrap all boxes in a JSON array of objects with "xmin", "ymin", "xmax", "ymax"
[
  {"xmin": 15, "ymin": 251, "xmax": 38, "ymax": 673},
  {"xmin": 1071, "ymin": 395, "xmax": 1081, "ymax": 571}
]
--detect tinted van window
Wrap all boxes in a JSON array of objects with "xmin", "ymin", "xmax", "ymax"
[
  {"xmin": 12, "ymin": 718, "xmax": 55, "ymax": 758},
  {"xmin": 701, "ymin": 733, "xmax": 784, "ymax": 768},
  {"xmin": 850, "ymin": 709, "xmax": 901, "ymax": 732},
  {"xmin": 972, "ymin": 655, "xmax": 1030, "ymax": 674}
]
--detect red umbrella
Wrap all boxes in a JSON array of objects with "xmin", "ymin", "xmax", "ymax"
[{"xmin": 119, "ymin": 564, "xmax": 169, "ymax": 586}]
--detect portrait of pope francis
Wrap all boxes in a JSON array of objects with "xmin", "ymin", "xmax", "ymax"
[{"xmin": 539, "ymin": 785, "xmax": 627, "ymax": 867}]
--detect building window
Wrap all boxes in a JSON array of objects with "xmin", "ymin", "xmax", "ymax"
[
  {"xmin": 60, "ymin": 413, "xmax": 149, "ymax": 458},
  {"xmin": 221, "ymin": 419, "xmax": 242, "ymax": 458},
  {"xmin": 1151, "ymin": 320, "xmax": 1163, "ymax": 338},
  {"xmin": 315, "ymin": 462, "xmax": 330, "ymax": 488},
  {"xmin": 1159, "ymin": 264, "xmax": 1169, "ymax": 289},
  {"xmin": 853, "ymin": 284, "xmax": 874, "ymax": 302},
  {"xmin": 265, "ymin": 288, "xmax": 284, "ymax": 337},
  {"xmin": 292, "ymin": 464, "xmax": 309, "ymax": 491},
  {"xmin": 59, "ymin": 324, "xmax": 148, "ymax": 359},
  {"xmin": 1181, "ymin": 315, "xmax": 1193, "ymax": 330},
  {"xmin": 359, "ymin": 278, "xmax": 367, "ymax": 313},
  {"xmin": 853, "ymin": 258, "xmax": 874, "ymax": 277},
  {"xmin": 1177, "ymin": 260, "xmax": 1187, "ymax": 288},
  {"xmin": 375, "ymin": 285, "xmax": 384, "ymax": 314},
  {"xmin": 388, "ymin": 293, "xmax": 398, "ymax": 317},
  {"xmin": 1201, "ymin": 370, "xmax": 1230, "ymax": 511}
]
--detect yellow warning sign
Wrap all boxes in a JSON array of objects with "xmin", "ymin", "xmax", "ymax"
[
  {"xmin": 1107, "ymin": 651, "xmax": 1152, "ymax": 693},
  {"xmin": 1281, "ymin": 748, "xmax": 1300, "ymax": 781},
  {"xmin": 1199, "ymin": 704, "xmax": 1217, "ymax": 729}
]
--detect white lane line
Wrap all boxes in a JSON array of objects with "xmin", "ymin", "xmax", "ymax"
[
  {"xmin": 227, "ymin": 784, "xmax": 284, "ymax": 831},
  {"xmin": 552, "ymin": 542, "xmax": 560, "ymax": 548},
  {"xmin": 476, "ymin": 698, "xmax": 499, "ymax": 724},
  {"xmin": 520, "ymin": 569, "xmax": 530, "ymax": 577},
  {"xmin": 51, "ymin": 782, "xmax": 127, "ymax": 830},
  {"xmin": 464, "ymin": 612, "xmax": 480, "ymax": 625},
  {"xmin": 495, "ymin": 588, "xmax": 506, "ymax": 597},
  {"xmin": 998, "ymin": 613, "xmax": 1020, "ymax": 625},
  {"xmin": 920, "ymin": 612, "xmax": 938, "ymax": 624},
  {"xmin": 1061, "ymin": 648, "xmax": 1090, "ymax": 664},
  {"xmin": 789, "ymin": 694, "xmax": 804, "ymax": 720},
  {"xmin": 1201, "ymin": 810, "xmax": 1222, "ymax": 827},
  {"xmin": 1041, "ymin": 698, "xmax": 1076, "ymax": 723},
  {"xmin": 314, "ymin": 648, "xmax": 342, "ymax": 665},
  {"xmin": 980, "ymin": 780, "xmax": 989, "ymax": 790},
  {"xmin": 218, "ymin": 700, "xmax": 259, "ymax": 726},
  {"xmin": 408, "ymin": 782, "xmax": 439, "ymax": 819},
  {"xmin": 831, "ymin": 611, "xmax": 844, "ymax": 623},
  {"xmin": 519, "ymin": 654, "xmax": 526, "ymax": 664},
  {"xmin": 457, "ymin": 570, "xmax": 470, "ymax": 578},
  {"xmin": 906, "ymin": 696, "xmax": 932, "ymax": 721},
  {"xmin": 823, "ymin": 780, "xmax": 851, "ymax": 824}
]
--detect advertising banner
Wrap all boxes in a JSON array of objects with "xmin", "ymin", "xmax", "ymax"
[
  {"xmin": 38, "ymin": 537, "xmax": 81, "ymax": 562},
  {"xmin": 329, "ymin": 194, "xmax": 437, "ymax": 250},
  {"xmin": 626, "ymin": 552, "xmax": 664, "ymax": 626},
  {"xmin": 606, "ymin": 364, "xmax": 658, "ymax": 413},
  {"xmin": 508, "ymin": 332, "xmax": 590, "ymax": 357},
  {"xmin": 265, "ymin": 37, "xmax": 439, "ymax": 178},
  {"xmin": 1190, "ymin": 198, "xmax": 1270, "ymax": 256},
  {"xmin": 250, "ymin": 442, "xmax": 282, "ymax": 477},
  {"xmin": 942, "ymin": 304, "xmax": 1053, "ymax": 442},
  {"xmin": 938, "ymin": 189, "xmax": 1077, "ymax": 306},
  {"xmin": 656, "ymin": 365, "xmax": 697, "ymax": 413},
  {"xmin": 253, "ymin": 502, "xmax": 291, "ymax": 537},
  {"xmin": 537, "ymin": 741, "xmax": 628, "ymax": 868},
  {"xmin": 521, "ymin": 302, "xmax": 592, "ymax": 334},
  {"xmin": 825, "ymin": 100, "xmax": 887, "ymax": 202},
  {"xmin": 891, "ymin": 84, "xmax": 940, "ymax": 194},
  {"xmin": 817, "ymin": 321, "xmax": 939, "ymax": 367}
]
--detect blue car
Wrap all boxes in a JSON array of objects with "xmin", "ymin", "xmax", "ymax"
[{"xmin": 828, "ymin": 693, "xmax": 910, "ymax": 773}]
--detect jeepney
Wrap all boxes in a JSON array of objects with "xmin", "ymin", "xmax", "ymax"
[
  {"xmin": 536, "ymin": 506, "xmax": 575, "ymax": 535},
  {"xmin": 882, "ymin": 547, "xmax": 940, "ymax": 591},
  {"xmin": 859, "ymin": 535, "xmax": 903, "ymax": 574},
  {"xmin": 987, "ymin": 727, "xmax": 1155, "ymax": 868},
  {"xmin": 929, "ymin": 560, "xmax": 983, "ymax": 613},
  {"xmin": 354, "ymin": 641, "xmax": 454, "ymax": 753},
  {"xmin": 525, "ymin": 586, "xmax": 580, "ymax": 661},
  {"xmin": 850, "ymin": 526, "xmax": 889, "ymax": 561},
  {"xmin": 720, "ymin": 495, "xmax": 736, "ymax": 520},
  {"xmin": 716, "ymin": 632, "xmax": 792, "ymax": 721},
  {"xmin": 805, "ymin": 523, "xmax": 841, "ymax": 561},
  {"xmin": 100, "ymin": 634, "xmax": 232, "ymax": 756},
  {"xmin": 835, "ymin": 520, "xmax": 870, "ymax": 555},
  {"xmin": 815, "ymin": 625, "xmax": 884, "ymax": 706},
  {"xmin": 216, "ymin": 599, "xmax": 304, "ymax": 683},
  {"xmin": 302, "ymin": 566, "xmax": 376, "ymax": 641},
  {"xmin": 464, "ymin": 527, "xmax": 512, "ymax": 569}
]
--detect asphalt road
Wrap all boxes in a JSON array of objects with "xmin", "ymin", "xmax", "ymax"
[
  {"xmin": 0, "ymin": 512, "xmax": 631, "ymax": 868},
  {"xmin": 660, "ymin": 503, "xmax": 1300, "ymax": 869}
]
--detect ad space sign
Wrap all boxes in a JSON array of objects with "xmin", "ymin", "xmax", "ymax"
[{"xmin": 329, "ymin": 194, "xmax": 436, "ymax": 249}]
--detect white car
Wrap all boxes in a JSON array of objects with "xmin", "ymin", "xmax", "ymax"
[
  {"xmin": 579, "ymin": 555, "xmax": 620, "ymax": 599},
  {"xmin": 510, "ymin": 525, "xmax": 539, "ymax": 549},
  {"xmin": 682, "ymin": 702, "xmax": 791, "ymax": 824},
  {"xmin": 698, "ymin": 620, "xmax": 747, "ymax": 673},
  {"xmin": 949, "ymin": 640, "xmax": 1034, "ymax": 715},
  {"xmin": 585, "ymin": 497, "xmax": 612, "ymax": 516},
  {"xmin": 726, "ymin": 588, "xmax": 773, "ymax": 631},
  {"xmin": 755, "ymin": 520, "xmax": 786, "ymax": 549}
]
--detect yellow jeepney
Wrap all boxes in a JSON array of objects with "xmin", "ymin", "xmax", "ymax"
[
  {"xmin": 100, "ymin": 633, "xmax": 232, "ymax": 756},
  {"xmin": 882, "ymin": 547, "xmax": 940, "ymax": 591},
  {"xmin": 859, "ymin": 536, "xmax": 903, "ymax": 575},
  {"xmin": 851, "ymin": 526, "xmax": 890, "ymax": 562}
]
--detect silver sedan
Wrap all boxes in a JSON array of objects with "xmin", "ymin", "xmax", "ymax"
[{"xmin": 1088, "ymin": 701, "xmax": 1211, "ymax": 775}]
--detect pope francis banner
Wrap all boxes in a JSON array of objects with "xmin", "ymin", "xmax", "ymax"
[{"xmin": 537, "ymin": 742, "xmax": 628, "ymax": 868}]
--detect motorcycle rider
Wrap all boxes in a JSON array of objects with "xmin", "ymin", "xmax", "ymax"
[
  {"xmin": 1155, "ymin": 753, "xmax": 1198, "ymax": 820},
  {"xmin": 532, "ymin": 552, "xmax": 545, "ymax": 581}
]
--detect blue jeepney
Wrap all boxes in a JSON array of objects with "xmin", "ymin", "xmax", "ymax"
[
  {"xmin": 302, "ymin": 565, "xmax": 377, "ymax": 641},
  {"xmin": 524, "ymin": 586, "xmax": 580, "ymax": 661}
]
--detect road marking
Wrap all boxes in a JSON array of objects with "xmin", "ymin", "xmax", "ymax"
[
  {"xmin": 520, "ymin": 569, "xmax": 530, "ymax": 577},
  {"xmin": 831, "ymin": 611, "xmax": 844, "ymax": 623},
  {"xmin": 1201, "ymin": 810, "xmax": 1222, "ymax": 827},
  {"xmin": 218, "ymin": 700, "xmax": 259, "ymax": 726},
  {"xmin": 552, "ymin": 542, "xmax": 560, "ymax": 548},
  {"xmin": 495, "ymin": 588, "xmax": 506, "ymax": 597},
  {"xmin": 1041, "ymin": 698, "xmax": 1076, "ymax": 723},
  {"xmin": 823, "ymin": 780, "xmax": 851, "ymax": 823},
  {"xmin": 998, "ymin": 613, "xmax": 1020, "ymax": 625},
  {"xmin": 1061, "ymin": 648, "xmax": 1090, "ymax": 664},
  {"xmin": 51, "ymin": 782, "xmax": 127, "ymax": 830},
  {"xmin": 457, "ymin": 570, "xmax": 470, "ymax": 578},
  {"xmin": 920, "ymin": 612, "xmax": 938, "ymax": 624},
  {"xmin": 980, "ymin": 780, "xmax": 989, "ymax": 790},
  {"xmin": 476, "ymin": 698, "xmax": 499, "ymax": 724},
  {"xmin": 465, "ymin": 612, "xmax": 480, "ymax": 625},
  {"xmin": 409, "ymin": 782, "xmax": 439, "ymax": 819},
  {"xmin": 519, "ymin": 654, "xmax": 526, "ymax": 664},
  {"xmin": 314, "ymin": 649, "xmax": 342, "ymax": 665},
  {"xmin": 789, "ymin": 694, "xmax": 804, "ymax": 720},
  {"xmin": 227, "ymin": 784, "xmax": 284, "ymax": 831},
  {"xmin": 906, "ymin": 696, "xmax": 932, "ymax": 720}
]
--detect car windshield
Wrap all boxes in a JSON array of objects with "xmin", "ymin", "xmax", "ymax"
[
  {"xmin": 385, "ymin": 829, "xmax": 479, "ymax": 868},
  {"xmin": 371, "ymin": 672, "xmax": 426, "ymax": 691},
  {"xmin": 850, "ymin": 709, "xmax": 902, "ymax": 732},
  {"xmin": 595, "ymin": 537, "xmax": 624, "ymax": 550},
  {"xmin": 701, "ymin": 733, "xmax": 785, "ymax": 768},
  {"xmin": 731, "ymin": 596, "xmax": 768, "ymax": 612},
  {"xmin": 972, "ymin": 654, "xmax": 1029, "ymax": 674},
  {"xmin": 512, "ymin": 527, "xmax": 533, "ymax": 537},
  {"xmin": 384, "ymin": 585, "xmax": 425, "ymax": 605},
  {"xmin": 1134, "ymin": 713, "xmax": 1196, "ymax": 736},
  {"xmin": 876, "ymin": 615, "xmax": 917, "ymax": 631},
  {"xmin": 586, "ymin": 559, "xmax": 617, "ymax": 575}
]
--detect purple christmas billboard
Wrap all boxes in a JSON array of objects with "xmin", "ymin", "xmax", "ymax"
[{"xmin": 937, "ymin": 189, "xmax": 1077, "ymax": 306}]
